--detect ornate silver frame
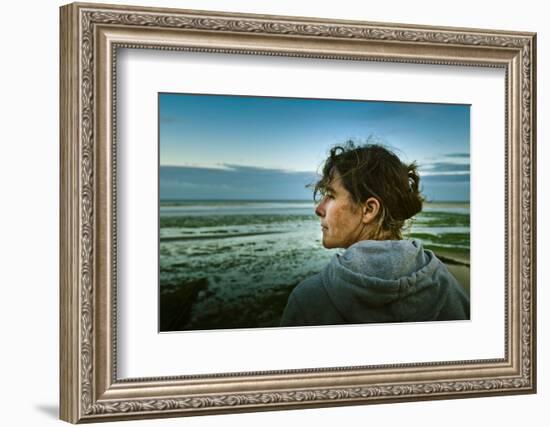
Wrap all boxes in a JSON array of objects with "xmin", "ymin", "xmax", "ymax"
[{"xmin": 60, "ymin": 2, "xmax": 537, "ymax": 423}]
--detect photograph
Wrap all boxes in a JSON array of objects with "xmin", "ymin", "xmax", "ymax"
[{"xmin": 158, "ymin": 93, "xmax": 471, "ymax": 331}]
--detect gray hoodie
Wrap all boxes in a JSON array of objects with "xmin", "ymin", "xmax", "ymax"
[{"xmin": 280, "ymin": 239, "xmax": 470, "ymax": 327}]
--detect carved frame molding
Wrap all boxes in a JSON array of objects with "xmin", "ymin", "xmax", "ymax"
[{"xmin": 60, "ymin": 2, "xmax": 536, "ymax": 423}]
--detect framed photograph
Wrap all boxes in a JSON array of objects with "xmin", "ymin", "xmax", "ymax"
[
  {"xmin": 157, "ymin": 94, "xmax": 472, "ymax": 332},
  {"xmin": 60, "ymin": 2, "xmax": 536, "ymax": 423}
]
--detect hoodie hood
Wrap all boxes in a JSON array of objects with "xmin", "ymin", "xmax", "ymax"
[{"xmin": 321, "ymin": 239, "xmax": 458, "ymax": 323}]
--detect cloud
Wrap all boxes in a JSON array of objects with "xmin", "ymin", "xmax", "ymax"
[
  {"xmin": 421, "ymin": 181, "xmax": 469, "ymax": 202},
  {"xmin": 160, "ymin": 116, "xmax": 183, "ymax": 124},
  {"xmin": 160, "ymin": 165, "xmax": 316, "ymax": 200},
  {"xmin": 421, "ymin": 162, "xmax": 470, "ymax": 173},
  {"xmin": 420, "ymin": 170, "xmax": 470, "ymax": 201},
  {"xmin": 421, "ymin": 173, "xmax": 470, "ymax": 183},
  {"xmin": 160, "ymin": 164, "xmax": 469, "ymax": 202},
  {"xmin": 418, "ymin": 159, "xmax": 470, "ymax": 200},
  {"xmin": 445, "ymin": 153, "xmax": 470, "ymax": 158}
]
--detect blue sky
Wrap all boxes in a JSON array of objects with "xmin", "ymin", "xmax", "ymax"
[{"xmin": 159, "ymin": 93, "xmax": 470, "ymax": 201}]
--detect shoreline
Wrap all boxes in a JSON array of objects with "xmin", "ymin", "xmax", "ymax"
[{"xmin": 432, "ymin": 248, "xmax": 470, "ymax": 266}]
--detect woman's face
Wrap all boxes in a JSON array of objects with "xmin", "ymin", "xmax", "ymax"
[{"xmin": 315, "ymin": 171, "xmax": 366, "ymax": 249}]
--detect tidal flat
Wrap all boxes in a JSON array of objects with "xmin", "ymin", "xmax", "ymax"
[{"xmin": 159, "ymin": 200, "xmax": 470, "ymax": 332}]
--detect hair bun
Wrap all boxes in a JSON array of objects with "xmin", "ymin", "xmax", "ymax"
[{"xmin": 402, "ymin": 162, "xmax": 423, "ymax": 219}]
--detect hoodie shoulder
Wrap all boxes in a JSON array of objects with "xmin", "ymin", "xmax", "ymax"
[
  {"xmin": 280, "ymin": 272, "xmax": 346, "ymax": 326},
  {"xmin": 323, "ymin": 239, "xmax": 470, "ymax": 323},
  {"xmin": 280, "ymin": 240, "xmax": 470, "ymax": 326}
]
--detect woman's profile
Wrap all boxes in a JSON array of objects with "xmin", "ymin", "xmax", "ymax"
[{"xmin": 280, "ymin": 141, "xmax": 470, "ymax": 327}]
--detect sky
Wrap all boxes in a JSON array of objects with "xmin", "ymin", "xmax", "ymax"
[{"xmin": 159, "ymin": 93, "xmax": 470, "ymax": 201}]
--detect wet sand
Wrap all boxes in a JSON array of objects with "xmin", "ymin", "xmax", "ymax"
[
  {"xmin": 433, "ymin": 249, "xmax": 470, "ymax": 297},
  {"xmin": 445, "ymin": 264, "xmax": 470, "ymax": 296}
]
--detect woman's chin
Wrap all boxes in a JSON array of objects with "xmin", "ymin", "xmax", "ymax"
[{"xmin": 321, "ymin": 238, "xmax": 338, "ymax": 249}]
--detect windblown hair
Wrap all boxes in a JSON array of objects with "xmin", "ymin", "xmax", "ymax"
[{"xmin": 314, "ymin": 140, "xmax": 424, "ymax": 240}]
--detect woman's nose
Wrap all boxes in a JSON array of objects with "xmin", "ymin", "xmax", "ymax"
[{"xmin": 315, "ymin": 199, "xmax": 325, "ymax": 217}]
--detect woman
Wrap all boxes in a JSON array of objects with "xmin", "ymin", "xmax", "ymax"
[{"xmin": 280, "ymin": 141, "xmax": 470, "ymax": 327}]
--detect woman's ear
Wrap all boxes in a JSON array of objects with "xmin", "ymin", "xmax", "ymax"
[{"xmin": 361, "ymin": 197, "xmax": 380, "ymax": 224}]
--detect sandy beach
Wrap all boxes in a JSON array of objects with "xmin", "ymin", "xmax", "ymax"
[
  {"xmin": 434, "ymin": 249, "xmax": 470, "ymax": 297},
  {"xmin": 445, "ymin": 264, "xmax": 470, "ymax": 296}
]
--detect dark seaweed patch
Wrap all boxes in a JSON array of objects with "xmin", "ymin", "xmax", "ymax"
[{"xmin": 160, "ymin": 214, "xmax": 315, "ymax": 228}]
